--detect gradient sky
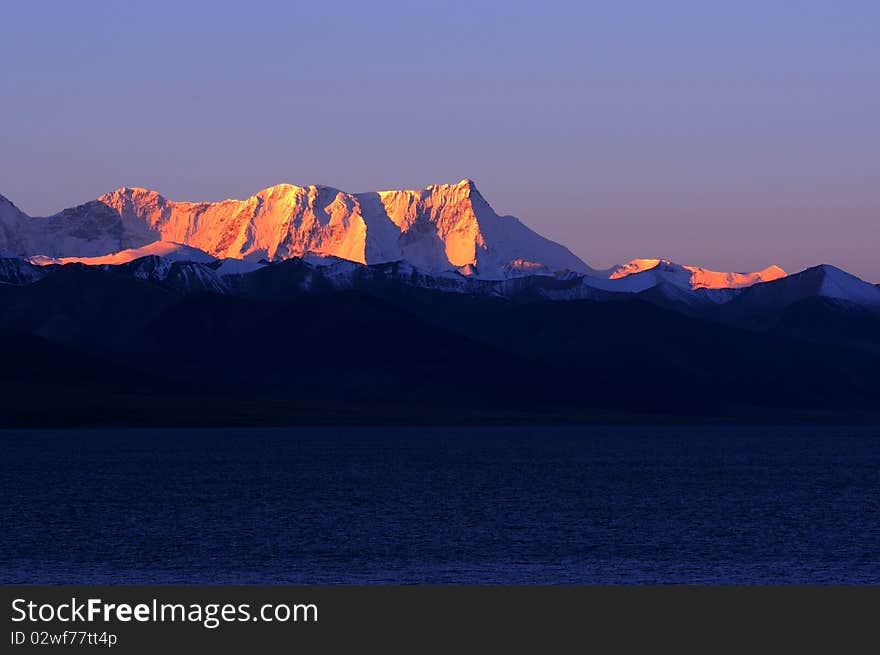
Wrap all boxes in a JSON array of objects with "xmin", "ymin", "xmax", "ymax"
[{"xmin": 2, "ymin": 1, "xmax": 878, "ymax": 280}]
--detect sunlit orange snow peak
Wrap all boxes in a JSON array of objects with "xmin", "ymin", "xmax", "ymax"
[
  {"xmin": 684, "ymin": 264, "xmax": 786, "ymax": 289},
  {"xmin": 609, "ymin": 259, "xmax": 664, "ymax": 279},
  {"xmin": 610, "ymin": 259, "xmax": 786, "ymax": 289}
]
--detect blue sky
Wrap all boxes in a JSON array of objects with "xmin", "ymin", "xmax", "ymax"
[{"xmin": 2, "ymin": 1, "xmax": 878, "ymax": 279}]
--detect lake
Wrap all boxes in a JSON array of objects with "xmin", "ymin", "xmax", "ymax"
[{"xmin": 1, "ymin": 425, "xmax": 878, "ymax": 583}]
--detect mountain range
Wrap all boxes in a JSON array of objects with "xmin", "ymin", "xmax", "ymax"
[
  {"xmin": 1, "ymin": 180, "xmax": 878, "ymax": 425},
  {"xmin": 0, "ymin": 179, "xmax": 594, "ymax": 279},
  {"xmin": 2, "ymin": 179, "xmax": 796, "ymax": 285}
]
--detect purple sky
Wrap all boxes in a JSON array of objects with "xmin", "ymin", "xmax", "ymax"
[{"xmin": 2, "ymin": 1, "xmax": 878, "ymax": 280}]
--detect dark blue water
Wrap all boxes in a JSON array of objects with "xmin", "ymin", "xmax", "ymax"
[{"xmin": 2, "ymin": 426, "xmax": 879, "ymax": 583}]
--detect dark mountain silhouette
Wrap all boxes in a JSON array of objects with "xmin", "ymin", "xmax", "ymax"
[{"xmin": 0, "ymin": 256, "xmax": 878, "ymax": 426}]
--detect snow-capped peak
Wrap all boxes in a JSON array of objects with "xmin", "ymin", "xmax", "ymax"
[
  {"xmin": 28, "ymin": 241, "xmax": 216, "ymax": 266},
  {"xmin": 722, "ymin": 263, "xmax": 880, "ymax": 314},
  {"xmin": 608, "ymin": 258, "xmax": 786, "ymax": 290},
  {"xmin": 809, "ymin": 264, "xmax": 880, "ymax": 305}
]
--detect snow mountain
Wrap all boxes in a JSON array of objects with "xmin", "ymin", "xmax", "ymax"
[
  {"xmin": 27, "ymin": 241, "xmax": 217, "ymax": 266},
  {"xmin": 1, "ymin": 180, "xmax": 594, "ymax": 279},
  {"xmin": 725, "ymin": 264, "xmax": 880, "ymax": 313},
  {"xmin": 1, "ymin": 182, "xmax": 797, "ymax": 291},
  {"xmin": 607, "ymin": 259, "xmax": 786, "ymax": 290}
]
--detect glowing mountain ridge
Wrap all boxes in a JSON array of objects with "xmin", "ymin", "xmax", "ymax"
[
  {"xmin": 0, "ymin": 180, "xmax": 594, "ymax": 279},
  {"xmin": 0, "ymin": 181, "xmax": 786, "ymax": 288},
  {"xmin": 608, "ymin": 258, "xmax": 786, "ymax": 289}
]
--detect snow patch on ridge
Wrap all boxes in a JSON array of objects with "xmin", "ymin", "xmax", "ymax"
[{"xmin": 28, "ymin": 241, "xmax": 216, "ymax": 266}]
